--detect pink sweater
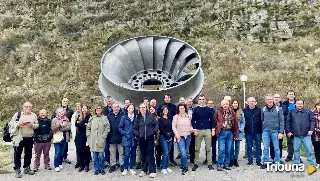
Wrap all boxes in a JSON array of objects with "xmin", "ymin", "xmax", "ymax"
[{"xmin": 172, "ymin": 114, "xmax": 193, "ymax": 138}]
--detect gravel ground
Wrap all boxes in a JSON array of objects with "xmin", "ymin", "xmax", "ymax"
[{"xmin": 0, "ymin": 140, "xmax": 318, "ymax": 181}]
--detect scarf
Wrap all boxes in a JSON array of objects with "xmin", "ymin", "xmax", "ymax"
[{"xmin": 128, "ymin": 113, "xmax": 134, "ymax": 122}]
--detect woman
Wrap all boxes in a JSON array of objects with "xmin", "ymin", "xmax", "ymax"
[
  {"xmin": 159, "ymin": 106, "xmax": 173, "ymax": 174},
  {"xmin": 230, "ymin": 100, "xmax": 244, "ymax": 167},
  {"xmin": 214, "ymin": 100, "xmax": 239, "ymax": 171},
  {"xmin": 86, "ymin": 104, "xmax": 110, "ymax": 175},
  {"xmin": 72, "ymin": 102, "xmax": 81, "ymax": 168},
  {"xmin": 133, "ymin": 103, "xmax": 158, "ymax": 178},
  {"xmin": 119, "ymin": 104, "xmax": 137, "ymax": 176},
  {"xmin": 172, "ymin": 103, "xmax": 193, "ymax": 175},
  {"xmin": 75, "ymin": 105, "xmax": 91, "ymax": 172},
  {"xmin": 51, "ymin": 107, "xmax": 71, "ymax": 172},
  {"xmin": 312, "ymin": 101, "xmax": 320, "ymax": 168},
  {"xmin": 150, "ymin": 106, "xmax": 162, "ymax": 169}
]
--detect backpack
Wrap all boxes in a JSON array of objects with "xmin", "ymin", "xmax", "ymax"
[{"xmin": 3, "ymin": 112, "xmax": 21, "ymax": 142}]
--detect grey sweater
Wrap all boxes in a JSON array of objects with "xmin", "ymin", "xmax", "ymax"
[{"xmin": 261, "ymin": 105, "xmax": 284, "ymax": 133}]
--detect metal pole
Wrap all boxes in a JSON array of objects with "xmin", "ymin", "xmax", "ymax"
[{"xmin": 243, "ymin": 81, "xmax": 246, "ymax": 108}]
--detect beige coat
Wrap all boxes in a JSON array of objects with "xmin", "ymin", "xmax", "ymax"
[
  {"xmin": 51, "ymin": 117, "xmax": 71, "ymax": 142},
  {"xmin": 86, "ymin": 115, "xmax": 110, "ymax": 152}
]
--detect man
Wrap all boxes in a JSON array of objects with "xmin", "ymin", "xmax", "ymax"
[
  {"xmin": 269, "ymin": 94, "xmax": 288, "ymax": 163},
  {"xmin": 51, "ymin": 98, "xmax": 74, "ymax": 164},
  {"xmin": 207, "ymin": 100, "xmax": 215, "ymax": 109},
  {"xmin": 157, "ymin": 93, "xmax": 177, "ymax": 165},
  {"xmin": 243, "ymin": 97, "xmax": 262, "ymax": 166},
  {"xmin": 33, "ymin": 109, "xmax": 52, "ymax": 172},
  {"xmin": 150, "ymin": 99, "xmax": 157, "ymax": 108},
  {"xmin": 203, "ymin": 100, "xmax": 217, "ymax": 165},
  {"xmin": 191, "ymin": 95, "xmax": 215, "ymax": 171},
  {"xmin": 121, "ymin": 99, "xmax": 131, "ymax": 113},
  {"xmin": 260, "ymin": 95, "xmax": 284, "ymax": 169},
  {"xmin": 103, "ymin": 96, "xmax": 114, "ymax": 166},
  {"xmin": 179, "ymin": 97, "xmax": 185, "ymax": 104},
  {"xmin": 282, "ymin": 90, "xmax": 296, "ymax": 162},
  {"xmin": 287, "ymin": 99, "xmax": 316, "ymax": 168},
  {"xmin": 107, "ymin": 103, "xmax": 124, "ymax": 173},
  {"xmin": 142, "ymin": 97, "xmax": 149, "ymax": 108},
  {"xmin": 9, "ymin": 102, "xmax": 39, "ymax": 178}
]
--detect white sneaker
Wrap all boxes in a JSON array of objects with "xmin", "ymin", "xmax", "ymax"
[
  {"xmin": 122, "ymin": 170, "xmax": 128, "ymax": 176},
  {"xmin": 161, "ymin": 169, "xmax": 168, "ymax": 175},
  {"xmin": 59, "ymin": 165, "xmax": 63, "ymax": 169},
  {"xmin": 129, "ymin": 169, "xmax": 136, "ymax": 175},
  {"xmin": 55, "ymin": 167, "xmax": 60, "ymax": 172},
  {"xmin": 149, "ymin": 173, "xmax": 156, "ymax": 178},
  {"xmin": 166, "ymin": 168, "xmax": 173, "ymax": 173},
  {"xmin": 139, "ymin": 171, "xmax": 146, "ymax": 177}
]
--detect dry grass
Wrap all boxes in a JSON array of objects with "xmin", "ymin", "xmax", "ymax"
[{"xmin": 0, "ymin": 143, "xmax": 13, "ymax": 170}]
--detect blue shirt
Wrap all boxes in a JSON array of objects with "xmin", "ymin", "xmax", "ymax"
[{"xmin": 288, "ymin": 103, "xmax": 295, "ymax": 112}]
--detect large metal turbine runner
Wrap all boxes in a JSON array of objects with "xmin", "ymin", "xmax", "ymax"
[{"xmin": 98, "ymin": 36, "xmax": 204, "ymax": 106}]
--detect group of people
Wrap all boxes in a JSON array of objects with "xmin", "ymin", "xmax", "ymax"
[{"xmin": 7, "ymin": 90, "xmax": 320, "ymax": 178}]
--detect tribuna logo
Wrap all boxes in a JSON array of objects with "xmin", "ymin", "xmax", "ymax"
[{"xmin": 266, "ymin": 162, "xmax": 305, "ymax": 172}]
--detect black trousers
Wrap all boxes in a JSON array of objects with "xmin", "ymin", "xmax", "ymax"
[
  {"xmin": 77, "ymin": 146, "xmax": 91, "ymax": 168},
  {"xmin": 270, "ymin": 138, "xmax": 283, "ymax": 160},
  {"xmin": 286, "ymin": 135, "xmax": 294, "ymax": 158},
  {"xmin": 13, "ymin": 137, "xmax": 33, "ymax": 170},
  {"xmin": 156, "ymin": 144, "xmax": 162, "ymax": 167},
  {"xmin": 140, "ymin": 138, "xmax": 156, "ymax": 173},
  {"xmin": 212, "ymin": 135, "xmax": 217, "ymax": 162},
  {"xmin": 313, "ymin": 141, "xmax": 320, "ymax": 164},
  {"xmin": 189, "ymin": 133, "xmax": 195, "ymax": 163}
]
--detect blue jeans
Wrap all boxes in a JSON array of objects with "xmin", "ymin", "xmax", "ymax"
[
  {"xmin": 231, "ymin": 140, "xmax": 241, "ymax": 160},
  {"xmin": 293, "ymin": 136, "xmax": 315, "ymax": 165},
  {"xmin": 262, "ymin": 131, "xmax": 280, "ymax": 163},
  {"xmin": 159, "ymin": 135, "xmax": 172, "ymax": 169},
  {"xmin": 245, "ymin": 133, "xmax": 262, "ymax": 163},
  {"xmin": 177, "ymin": 135, "xmax": 191, "ymax": 168},
  {"xmin": 93, "ymin": 152, "xmax": 105, "ymax": 171},
  {"xmin": 217, "ymin": 131, "xmax": 233, "ymax": 167},
  {"xmin": 104, "ymin": 141, "xmax": 110, "ymax": 163},
  {"xmin": 54, "ymin": 140, "xmax": 67, "ymax": 168},
  {"xmin": 63, "ymin": 142, "xmax": 68, "ymax": 160},
  {"xmin": 123, "ymin": 145, "xmax": 137, "ymax": 169}
]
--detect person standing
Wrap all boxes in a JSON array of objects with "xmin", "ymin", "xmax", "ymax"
[
  {"xmin": 33, "ymin": 109, "xmax": 52, "ymax": 172},
  {"xmin": 122, "ymin": 99, "xmax": 132, "ymax": 114},
  {"xmin": 103, "ymin": 96, "xmax": 114, "ymax": 167},
  {"xmin": 75, "ymin": 105, "xmax": 91, "ymax": 172},
  {"xmin": 119, "ymin": 104, "xmax": 137, "ymax": 176},
  {"xmin": 191, "ymin": 95, "xmax": 215, "ymax": 171},
  {"xmin": 230, "ymin": 100, "xmax": 244, "ymax": 167},
  {"xmin": 150, "ymin": 99, "xmax": 157, "ymax": 108},
  {"xmin": 133, "ymin": 103, "xmax": 159, "ymax": 178},
  {"xmin": 107, "ymin": 103, "xmax": 124, "ymax": 173},
  {"xmin": 157, "ymin": 93, "xmax": 177, "ymax": 166},
  {"xmin": 282, "ymin": 90, "xmax": 296, "ymax": 162},
  {"xmin": 215, "ymin": 100, "xmax": 239, "ymax": 171},
  {"xmin": 72, "ymin": 102, "xmax": 82, "ymax": 169},
  {"xmin": 51, "ymin": 98, "xmax": 74, "ymax": 164},
  {"xmin": 260, "ymin": 95, "xmax": 284, "ymax": 169},
  {"xmin": 243, "ymin": 97, "xmax": 262, "ymax": 166},
  {"xmin": 87, "ymin": 104, "xmax": 110, "ymax": 175},
  {"xmin": 158, "ymin": 106, "xmax": 173, "ymax": 175},
  {"xmin": 51, "ymin": 107, "xmax": 71, "ymax": 172},
  {"xmin": 203, "ymin": 100, "xmax": 216, "ymax": 165},
  {"xmin": 172, "ymin": 103, "xmax": 193, "ymax": 175},
  {"xmin": 312, "ymin": 101, "xmax": 320, "ymax": 168},
  {"xmin": 286, "ymin": 99, "xmax": 316, "ymax": 168},
  {"xmin": 9, "ymin": 102, "xmax": 39, "ymax": 178}
]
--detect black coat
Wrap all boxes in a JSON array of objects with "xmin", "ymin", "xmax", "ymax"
[
  {"xmin": 34, "ymin": 117, "xmax": 52, "ymax": 143},
  {"xmin": 107, "ymin": 112, "xmax": 124, "ymax": 144},
  {"xmin": 287, "ymin": 108, "xmax": 315, "ymax": 137},
  {"xmin": 133, "ymin": 113, "xmax": 159, "ymax": 140},
  {"xmin": 75, "ymin": 114, "xmax": 91, "ymax": 149},
  {"xmin": 243, "ymin": 106, "xmax": 262, "ymax": 134}
]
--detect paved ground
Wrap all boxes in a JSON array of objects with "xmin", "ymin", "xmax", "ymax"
[{"xmin": 0, "ymin": 140, "xmax": 318, "ymax": 181}]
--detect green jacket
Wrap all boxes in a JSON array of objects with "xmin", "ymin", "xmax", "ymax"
[{"xmin": 86, "ymin": 115, "xmax": 110, "ymax": 152}]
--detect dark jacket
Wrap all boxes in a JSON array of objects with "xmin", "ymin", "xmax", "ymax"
[
  {"xmin": 214, "ymin": 108, "xmax": 239, "ymax": 139},
  {"xmin": 34, "ymin": 117, "xmax": 52, "ymax": 143},
  {"xmin": 158, "ymin": 117, "xmax": 173, "ymax": 140},
  {"xmin": 277, "ymin": 102, "xmax": 289, "ymax": 132},
  {"xmin": 192, "ymin": 106, "xmax": 214, "ymax": 130},
  {"xmin": 107, "ymin": 112, "xmax": 124, "ymax": 144},
  {"xmin": 75, "ymin": 114, "xmax": 91, "ymax": 149},
  {"xmin": 157, "ymin": 103, "xmax": 176, "ymax": 119},
  {"xmin": 243, "ymin": 106, "xmax": 262, "ymax": 134},
  {"xmin": 119, "ymin": 114, "xmax": 137, "ymax": 147},
  {"xmin": 103, "ymin": 105, "xmax": 113, "ymax": 116},
  {"xmin": 133, "ymin": 113, "xmax": 158, "ymax": 140},
  {"xmin": 51, "ymin": 106, "xmax": 74, "ymax": 121},
  {"xmin": 287, "ymin": 108, "xmax": 315, "ymax": 137},
  {"xmin": 261, "ymin": 105, "xmax": 284, "ymax": 133}
]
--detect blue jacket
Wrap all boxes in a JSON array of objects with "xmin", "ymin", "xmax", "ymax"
[
  {"xmin": 157, "ymin": 103, "xmax": 176, "ymax": 119},
  {"xmin": 261, "ymin": 105, "xmax": 284, "ymax": 133},
  {"xmin": 107, "ymin": 112, "xmax": 124, "ymax": 144},
  {"xmin": 118, "ymin": 114, "xmax": 137, "ymax": 147},
  {"xmin": 287, "ymin": 108, "xmax": 315, "ymax": 137}
]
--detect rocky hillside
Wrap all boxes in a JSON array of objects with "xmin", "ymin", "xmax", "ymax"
[{"xmin": 0, "ymin": 0, "xmax": 320, "ymax": 121}]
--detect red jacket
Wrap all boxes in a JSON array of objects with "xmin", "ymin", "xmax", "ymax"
[{"xmin": 214, "ymin": 108, "xmax": 239, "ymax": 139}]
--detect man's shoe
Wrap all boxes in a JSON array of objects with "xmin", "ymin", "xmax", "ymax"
[
  {"xmin": 45, "ymin": 165, "xmax": 51, "ymax": 170},
  {"xmin": 224, "ymin": 166, "xmax": 231, "ymax": 170},
  {"xmin": 78, "ymin": 167, "xmax": 84, "ymax": 172},
  {"xmin": 247, "ymin": 161, "xmax": 253, "ymax": 166},
  {"xmin": 285, "ymin": 156, "xmax": 292, "ymax": 162},
  {"xmin": 256, "ymin": 162, "xmax": 262, "ymax": 166},
  {"xmin": 182, "ymin": 168, "xmax": 188, "ymax": 175},
  {"xmin": 109, "ymin": 166, "xmax": 116, "ymax": 173},
  {"xmin": 104, "ymin": 162, "xmax": 110, "ymax": 168},
  {"xmin": 234, "ymin": 160, "xmax": 239, "ymax": 167},
  {"xmin": 15, "ymin": 169, "xmax": 22, "ymax": 178},
  {"xmin": 136, "ymin": 163, "xmax": 142, "ymax": 169},
  {"xmin": 192, "ymin": 164, "xmax": 199, "ymax": 171},
  {"xmin": 94, "ymin": 170, "xmax": 99, "ymax": 175},
  {"xmin": 208, "ymin": 164, "xmax": 214, "ymax": 171},
  {"xmin": 74, "ymin": 163, "xmax": 80, "ymax": 169},
  {"xmin": 260, "ymin": 164, "xmax": 268, "ymax": 169},
  {"xmin": 24, "ymin": 166, "xmax": 35, "ymax": 175},
  {"xmin": 169, "ymin": 160, "xmax": 178, "ymax": 166},
  {"xmin": 230, "ymin": 159, "xmax": 234, "ymax": 167},
  {"xmin": 63, "ymin": 158, "xmax": 71, "ymax": 164},
  {"xmin": 101, "ymin": 170, "xmax": 106, "ymax": 175},
  {"xmin": 84, "ymin": 166, "xmax": 89, "ymax": 172},
  {"xmin": 176, "ymin": 154, "xmax": 181, "ymax": 159},
  {"xmin": 33, "ymin": 168, "xmax": 38, "ymax": 172},
  {"xmin": 217, "ymin": 166, "xmax": 223, "ymax": 171},
  {"xmin": 120, "ymin": 165, "xmax": 124, "ymax": 172}
]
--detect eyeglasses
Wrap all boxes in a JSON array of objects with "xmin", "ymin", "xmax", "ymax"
[{"xmin": 199, "ymin": 99, "xmax": 205, "ymax": 100}]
